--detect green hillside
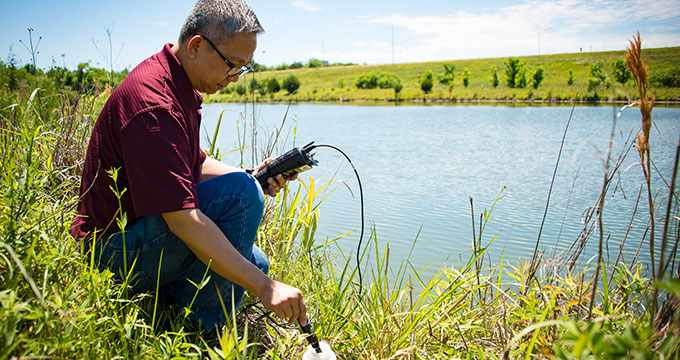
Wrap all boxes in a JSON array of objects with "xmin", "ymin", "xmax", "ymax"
[{"xmin": 207, "ymin": 47, "xmax": 680, "ymax": 104}]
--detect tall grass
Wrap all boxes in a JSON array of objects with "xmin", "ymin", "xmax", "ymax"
[{"xmin": 2, "ymin": 41, "xmax": 680, "ymax": 358}]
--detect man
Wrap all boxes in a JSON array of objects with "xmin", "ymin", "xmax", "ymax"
[{"xmin": 70, "ymin": 0, "xmax": 307, "ymax": 330}]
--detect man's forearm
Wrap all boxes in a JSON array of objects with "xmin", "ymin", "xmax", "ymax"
[
  {"xmin": 200, "ymin": 156, "xmax": 244, "ymax": 182},
  {"xmin": 162, "ymin": 207, "xmax": 307, "ymax": 323},
  {"xmin": 161, "ymin": 208, "xmax": 270, "ymax": 297}
]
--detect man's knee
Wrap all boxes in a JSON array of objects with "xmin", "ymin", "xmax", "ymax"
[
  {"xmin": 198, "ymin": 171, "xmax": 265, "ymax": 221},
  {"xmin": 251, "ymin": 245, "xmax": 269, "ymax": 275},
  {"xmin": 239, "ymin": 172, "xmax": 265, "ymax": 220}
]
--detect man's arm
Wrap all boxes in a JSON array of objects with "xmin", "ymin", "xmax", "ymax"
[
  {"xmin": 200, "ymin": 156, "xmax": 243, "ymax": 182},
  {"xmin": 200, "ymin": 155, "xmax": 298, "ymax": 196},
  {"xmin": 161, "ymin": 208, "xmax": 307, "ymax": 324},
  {"xmin": 194, "ymin": 156, "xmax": 306, "ymax": 323}
]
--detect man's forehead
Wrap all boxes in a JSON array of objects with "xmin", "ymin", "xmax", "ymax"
[{"xmin": 218, "ymin": 32, "xmax": 257, "ymax": 64}]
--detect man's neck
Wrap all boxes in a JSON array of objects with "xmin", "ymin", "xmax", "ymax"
[
  {"xmin": 171, "ymin": 42, "xmax": 197, "ymax": 91},
  {"xmin": 171, "ymin": 43, "xmax": 182, "ymax": 62}
]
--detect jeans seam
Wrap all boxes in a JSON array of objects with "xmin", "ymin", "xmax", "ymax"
[{"xmin": 104, "ymin": 225, "xmax": 173, "ymax": 254}]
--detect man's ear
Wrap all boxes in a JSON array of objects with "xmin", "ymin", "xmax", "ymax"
[{"xmin": 185, "ymin": 35, "xmax": 204, "ymax": 60}]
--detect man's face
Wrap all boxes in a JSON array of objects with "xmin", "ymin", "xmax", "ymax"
[{"xmin": 192, "ymin": 32, "xmax": 257, "ymax": 94}]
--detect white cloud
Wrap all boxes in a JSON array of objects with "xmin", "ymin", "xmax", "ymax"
[
  {"xmin": 258, "ymin": 0, "xmax": 679, "ymax": 66},
  {"xmin": 291, "ymin": 0, "xmax": 323, "ymax": 12},
  {"xmin": 627, "ymin": 0, "xmax": 680, "ymax": 21},
  {"xmin": 358, "ymin": 0, "xmax": 680, "ymax": 63},
  {"xmin": 155, "ymin": 21, "xmax": 169, "ymax": 27}
]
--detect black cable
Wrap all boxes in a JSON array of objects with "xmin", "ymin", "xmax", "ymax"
[
  {"xmin": 311, "ymin": 144, "xmax": 365, "ymax": 296},
  {"xmin": 242, "ymin": 143, "xmax": 365, "ymax": 337},
  {"xmin": 242, "ymin": 300, "xmax": 298, "ymax": 330},
  {"xmin": 237, "ymin": 146, "xmax": 364, "ymax": 354}
]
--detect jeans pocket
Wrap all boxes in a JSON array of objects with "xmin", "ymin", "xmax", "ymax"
[
  {"xmin": 97, "ymin": 240, "xmax": 154, "ymax": 293},
  {"xmin": 103, "ymin": 230, "xmax": 141, "ymax": 252}
]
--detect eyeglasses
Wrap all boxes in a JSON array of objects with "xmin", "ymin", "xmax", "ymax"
[{"xmin": 199, "ymin": 35, "xmax": 254, "ymax": 77}]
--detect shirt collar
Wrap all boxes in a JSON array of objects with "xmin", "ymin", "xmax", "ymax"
[{"xmin": 159, "ymin": 43, "xmax": 203, "ymax": 111}]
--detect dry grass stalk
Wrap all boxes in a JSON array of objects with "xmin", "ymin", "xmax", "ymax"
[
  {"xmin": 625, "ymin": 32, "xmax": 655, "ymax": 177},
  {"xmin": 625, "ymin": 32, "xmax": 663, "ymax": 321}
]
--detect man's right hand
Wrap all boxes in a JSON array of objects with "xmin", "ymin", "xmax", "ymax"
[{"xmin": 258, "ymin": 279, "xmax": 307, "ymax": 325}]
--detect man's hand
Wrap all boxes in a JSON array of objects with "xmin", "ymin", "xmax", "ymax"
[
  {"xmin": 254, "ymin": 158, "xmax": 299, "ymax": 197},
  {"xmin": 258, "ymin": 279, "xmax": 307, "ymax": 325}
]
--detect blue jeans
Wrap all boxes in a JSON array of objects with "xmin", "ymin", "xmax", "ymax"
[{"xmin": 91, "ymin": 172, "xmax": 268, "ymax": 330}]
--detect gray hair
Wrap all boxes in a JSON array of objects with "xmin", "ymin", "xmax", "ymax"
[{"xmin": 179, "ymin": 0, "xmax": 264, "ymax": 45}]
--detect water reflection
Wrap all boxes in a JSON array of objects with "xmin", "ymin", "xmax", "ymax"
[{"xmin": 200, "ymin": 103, "xmax": 679, "ymax": 277}]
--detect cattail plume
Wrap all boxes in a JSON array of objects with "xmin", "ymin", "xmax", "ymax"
[{"xmin": 624, "ymin": 32, "xmax": 655, "ymax": 166}]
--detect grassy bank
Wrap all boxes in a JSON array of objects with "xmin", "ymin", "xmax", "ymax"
[
  {"xmin": 2, "ymin": 78, "xmax": 680, "ymax": 359},
  {"xmin": 206, "ymin": 47, "xmax": 680, "ymax": 104}
]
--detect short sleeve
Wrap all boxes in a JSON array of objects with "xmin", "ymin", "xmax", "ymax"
[
  {"xmin": 121, "ymin": 109, "xmax": 200, "ymax": 217},
  {"xmin": 199, "ymin": 147, "xmax": 207, "ymax": 165}
]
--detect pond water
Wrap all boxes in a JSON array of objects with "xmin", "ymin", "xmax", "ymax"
[{"xmin": 200, "ymin": 103, "xmax": 680, "ymax": 275}]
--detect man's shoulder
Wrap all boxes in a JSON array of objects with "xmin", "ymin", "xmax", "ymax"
[
  {"xmin": 102, "ymin": 45, "xmax": 197, "ymax": 128},
  {"xmin": 111, "ymin": 54, "xmax": 174, "ymax": 117}
]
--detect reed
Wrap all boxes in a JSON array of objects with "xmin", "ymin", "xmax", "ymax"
[{"xmin": 623, "ymin": 32, "xmax": 677, "ymax": 327}]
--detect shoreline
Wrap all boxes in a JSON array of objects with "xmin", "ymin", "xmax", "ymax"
[{"xmin": 205, "ymin": 97, "xmax": 680, "ymax": 106}]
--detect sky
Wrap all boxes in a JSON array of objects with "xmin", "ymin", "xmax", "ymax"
[{"xmin": 1, "ymin": 0, "xmax": 679, "ymax": 71}]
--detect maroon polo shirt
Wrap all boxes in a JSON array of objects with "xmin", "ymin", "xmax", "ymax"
[{"xmin": 71, "ymin": 44, "xmax": 207, "ymax": 239}]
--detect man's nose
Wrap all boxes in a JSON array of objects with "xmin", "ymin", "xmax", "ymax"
[{"xmin": 227, "ymin": 74, "xmax": 240, "ymax": 83}]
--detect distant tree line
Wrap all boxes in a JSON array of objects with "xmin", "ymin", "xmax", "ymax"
[
  {"xmin": 218, "ymin": 54, "xmax": 678, "ymax": 100},
  {"xmin": 0, "ymin": 27, "xmax": 131, "ymax": 104},
  {"xmin": 409, "ymin": 55, "xmax": 680, "ymax": 96},
  {"xmin": 0, "ymin": 57, "xmax": 128, "ymax": 104},
  {"xmin": 353, "ymin": 71, "xmax": 403, "ymax": 97},
  {"xmin": 253, "ymin": 58, "xmax": 357, "ymax": 72},
  {"xmin": 502, "ymin": 58, "xmax": 544, "ymax": 89},
  {"xmin": 219, "ymin": 74, "xmax": 301, "ymax": 97},
  {"xmin": 649, "ymin": 65, "xmax": 680, "ymax": 88},
  {"xmin": 580, "ymin": 58, "xmax": 680, "ymax": 97},
  {"xmin": 353, "ymin": 71, "xmax": 401, "ymax": 89},
  {"xmin": 415, "ymin": 59, "xmax": 545, "ymax": 94}
]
